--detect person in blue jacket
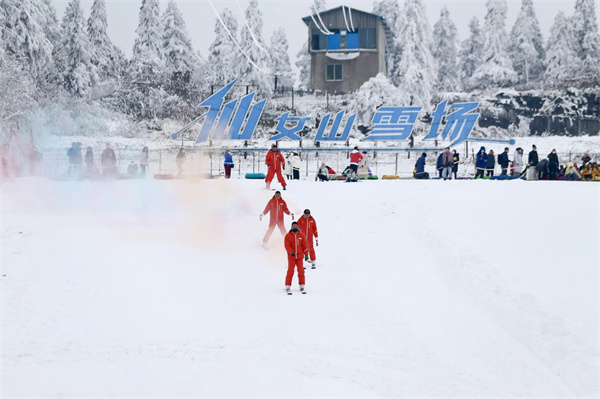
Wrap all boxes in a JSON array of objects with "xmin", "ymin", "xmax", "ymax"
[
  {"xmin": 475, "ymin": 146, "xmax": 488, "ymax": 179},
  {"xmin": 224, "ymin": 150, "xmax": 234, "ymax": 179},
  {"xmin": 436, "ymin": 153, "xmax": 443, "ymax": 178},
  {"xmin": 414, "ymin": 153, "xmax": 429, "ymax": 179}
]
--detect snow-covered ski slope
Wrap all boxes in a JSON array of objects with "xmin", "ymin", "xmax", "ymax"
[{"xmin": 2, "ymin": 177, "xmax": 598, "ymax": 397}]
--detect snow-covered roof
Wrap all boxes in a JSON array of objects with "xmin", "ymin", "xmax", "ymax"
[{"xmin": 301, "ymin": 6, "xmax": 383, "ymax": 26}]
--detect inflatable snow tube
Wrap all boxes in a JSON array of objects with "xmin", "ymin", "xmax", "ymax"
[
  {"xmin": 154, "ymin": 173, "xmax": 176, "ymax": 180},
  {"xmin": 490, "ymin": 175, "xmax": 520, "ymax": 180},
  {"xmin": 382, "ymin": 175, "xmax": 399, "ymax": 180},
  {"xmin": 179, "ymin": 173, "xmax": 213, "ymax": 180},
  {"xmin": 245, "ymin": 173, "xmax": 266, "ymax": 179},
  {"xmin": 358, "ymin": 175, "xmax": 379, "ymax": 180},
  {"xmin": 335, "ymin": 175, "xmax": 347, "ymax": 181}
]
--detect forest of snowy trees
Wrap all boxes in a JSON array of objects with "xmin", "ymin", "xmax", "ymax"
[{"xmin": 0, "ymin": 0, "xmax": 599, "ymax": 137}]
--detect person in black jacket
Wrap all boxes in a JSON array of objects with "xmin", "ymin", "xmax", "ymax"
[
  {"xmin": 486, "ymin": 149, "xmax": 495, "ymax": 177},
  {"xmin": 452, "ymin": 149, "xmax": 459, "ymax": 179},
  {"xmin": 548, "ymin": 149, "xmax": 559, "ymax": 180},
  {"xmin": 498, "ymin": 147, "xmax": 510, "ymax": 175},
  {"xmin": 436, "ymin": 153, "xmax": 443, "ymax": 178},
  {"xmin": 528, "ymin": 145, "xmax": 539, "ymax": 166},
  {"xmin": 536, "ymin": 158, "xmax": 549, "ymax": 180}
]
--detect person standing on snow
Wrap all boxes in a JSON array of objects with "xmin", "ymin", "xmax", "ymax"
[
  {"xmin": 260, "ymin": 190, "xmax": 293, "ymax": 245},
  {"xmin": 441, "ymin": 147, "xmax": 453, "ymax": 180},
  {"xmin": 475, "ymin": 146, "xmax": 487, "ymax": 179},
  {"xmin": 101, "ymin": 143, "xmax": 117, "ymax": 176},
  {"xmin": 284, "ymin": 221, "xmax": 309, "ymax": 295},
  {"xmin": 452, "ymin": 149, "xmax": 459, "ymax": 179},
  {"xmin": 224, "ymin": 150, "xmax": 234, "ymax": 179},
  {"xmin": 140, "ymin": 147, "xmax": 149, "ymax": 177},
  {"xmin": 513, "ymin": 147, "xmax": 524, "ymax": 175},
  {"xmin": 265, "ymin": 144, "xmax": 287, "ymax": 190},
  {"xmin": 349, "ymin": 147, "xmax": 363, "ymax": 177},
  {"xmin": 486, "ymin": 149, "xmax": 496, "ymax": 177},
  {"xmin": 297, "ymin": 209, "xmax": 319, "ymax": 270},
  {"xmin": 498, "ymin": 147, "xmax": 510, "ymax": 175},
  {"xmin": 548, "ymin": 149, "xmax": 559, "ymax": 180}
]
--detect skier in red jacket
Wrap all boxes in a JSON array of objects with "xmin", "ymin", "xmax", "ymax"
[
  {"xmin": 265, "ymin": 144, "xmax": 287, "ymax": 190},
  {"xmin": 284, "ymin": 221, "xmax": 309, "ymax": 294},
  {"xmin": 297, "ymin": 209, "xmax": 318, "ymax": 269},
  {"xmin": 260, "ymin": 191, "xmax": 293, "ymax": 245}
]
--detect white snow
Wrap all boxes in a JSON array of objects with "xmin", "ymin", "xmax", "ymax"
[{"xmin": 1, "ymin": 176, "xmax": 598, "ymax": 397}]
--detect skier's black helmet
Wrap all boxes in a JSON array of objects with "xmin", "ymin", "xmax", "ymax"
[{"xmin": 304, "ymin": 209, "xmax": 310, "ymax": 214}]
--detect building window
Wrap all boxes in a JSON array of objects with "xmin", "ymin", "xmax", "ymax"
[
  {"xmin": 311, "ymin": 29, "xmax": 327, "ymax": 50},
  {"xmin": 358, "ymin": 28, "xmax": 377, "ymax": 49},
  {"xmin": 326, "ymin": 64, "xmax": 343, "ymax": 81}
]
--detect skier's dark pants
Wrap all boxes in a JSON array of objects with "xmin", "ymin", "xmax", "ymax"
[
  {"xmin": 293, "ymin": 169, "xmax": 300, "ymax": 180},
  {"xmin": 317, "ymin": 173, "xmax": 328, "ymax": 181},
  {"xmin": 414, "ymin": 172, "xmax": 429, "ymax": 179},
  {"xmin": 475, "ymin": 169, "xmax": 485, "ymax": 179},
  {"xmin": 225, "ymin": 164, "xmax": 232, "ymax": 178},
  {"xmin": 349, "ymin": 164, "xmax": 358, "ymax": 173},
  {"xmin": 438, "ymin": 168, "xmax": 443, "ymax": 178},
  {"xmin": 452, "ymin": 165, "xmax": 458, "ymax": 179},
  {"xmin": 501, "ymin": 168, "xmax": 508, "ymax": 175},
  {"xmin": 486, "ymin": 170, "xmax": 494, "ymax": 177}
]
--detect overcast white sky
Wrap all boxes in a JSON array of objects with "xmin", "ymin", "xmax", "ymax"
[{"xmin": 53, "ymin": 0, "xmax": 598, "ymax": 64}]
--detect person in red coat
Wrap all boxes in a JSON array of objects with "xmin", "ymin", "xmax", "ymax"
[
  {"xmin": 349, "ymin": 147, "xmax": 364, "ymax": 175},
  {"xmin": 297, "ymin": 209, "xmax": 318, "ymax": 269},
  {"xmin": 265, "ymin": 144, "xmax": 287, "ymax": 190},
  {"xmin": 284, "ymin": 221, "xmax": 309, "ymax": 294},
  {"xmin": 260, "ymin": 191, "xmax": 293, "ymax": 245}
]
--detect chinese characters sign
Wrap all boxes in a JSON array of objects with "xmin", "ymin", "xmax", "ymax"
[{"xmin": 171, "ymin": 80, "xmax": 480, "ymax": 147}]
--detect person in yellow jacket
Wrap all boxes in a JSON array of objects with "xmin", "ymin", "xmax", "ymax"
[{"xmin": 591, "ymin": 163, "xmax": 600, "ymax": 180}]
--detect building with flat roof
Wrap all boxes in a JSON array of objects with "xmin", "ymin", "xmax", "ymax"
[{"xmin": 301, "ymin": 6, "xmax": 393, "ymax": 94}]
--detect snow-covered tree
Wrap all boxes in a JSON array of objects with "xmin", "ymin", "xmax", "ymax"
[
  {"xmin": 459, "ymin": 17, "xmax": 484, "ymax": 90},
  {"xmin": 471, "ymin": 0, "xmax": 517, "ymax": 88},
  {"xmin": 0, "ymin": 55, "xmax": 38, "ymax": 126},
  {"xmin": 130, "ymin": 0, "xmax": 164, "ymax": 84},
  {"xmin": 350, "ymin": 73, "xmax": 408, "ymax": 126},
  {"xmin": 41, "ymin": 0, "xmax": 61, "ymax": 48},
  {"xmin": 394, "ymin": 0, "xmax": 436, "ymax": 108},
  {"xmin": 88, "ymin": 0, "xmax": 123, "ymax": 81},
  {"xmin": 508, "ymin": 0, "xmax": 545, "ymax": 83},
  {"xmin": 432, "ymin": 7, "xmax": 460, "ymax": 92},
  {"xmin": 295, "ymin": 42, "xmax": 311, "ymax": 90},
  {"xmin": 0, "ymin": 0, "xmax": 54, "ymax": 82},
  {"xmin": 239, "ymin": 0, "xmax": 272, "ymax": 97},
  {"xmin": 206, "ymin": 8, "xmax": 240, "ymax": 86},
  {"xmin": 161, "ymin": 0, "xmax": 196, "ymax": 74},
  {"xmin": 572, "ymin": 0, "xmax": 600, "ymax": 82},
  {"xmin": 269, "ymin": 27, "xmax": 294, "ymax": 90},
  {"xmin": 544, "ymin": 11, "xmax": 581, "ymax": 85},
  {"xmin": 373, "ymin": 0, "xmax": 402, "ymax": 80},
  {"xmin": 58, "ymin": 0, "xmax": 97, "ymax": 96},
  {"xmin": 311, "ymin": 0, "xmax": 327, "ymax": 13}
]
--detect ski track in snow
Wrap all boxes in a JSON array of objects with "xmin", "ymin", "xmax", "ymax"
[{"xmin": 1, "ymin": 177, "xmax": 598, "ymax": 397}]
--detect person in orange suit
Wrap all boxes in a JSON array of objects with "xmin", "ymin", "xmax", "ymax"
[
  {"xmin": 284, "ymin": 221, "xmax": 309, "ymax": 294},
  {"xmin": 260, "ymin": 191, "xmax": 294, "ymax": 245},
  {"xmin": 265, "ymin": 143, "xmax": 287, "ymax": 190},
  {"xmin": 297, "ymin": 209, "xmax": 318, "ymax": 269}
]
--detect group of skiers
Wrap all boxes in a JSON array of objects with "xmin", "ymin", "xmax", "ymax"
[
  {"xmin": 414, "ymin": 148, "xmax": 459, "ymax": 180},
  {"xmin": 66, "ymin": 142, "xmax": 149, "ymax": 179},
  {"xmin": 260, "ymin": 190, "xmax": 319, "ymax": 295}
]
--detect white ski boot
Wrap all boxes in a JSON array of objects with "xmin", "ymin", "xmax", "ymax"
[
  {"xmin": 311, "ymin": 261, "xmax": 316, "ymax": 270},
  {"xmin": 285, "ymin": 285, "xmax": 292, "ymax": 295},
  {"xmin": 300, "ymin": 285, "xmax": 306, "ymax": 294}
]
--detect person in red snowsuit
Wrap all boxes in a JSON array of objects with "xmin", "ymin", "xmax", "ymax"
[
  {"xmin": 284, "ymin": 221, "xmax": 309, "ymax": 294},
  {"xmin": 349, "ymin": 147, "xmax": 364, "ymax": 174},
  {"xmin": 297, "ymin": 209, "xmax": 318, "ymax": 269},
  {"xmin": 260, "ymin": 191, "xmax": 293, "ymax": 244},
  {"xmin": 265, "ymin": 144, "xmax": 287, "ymax": 190}
]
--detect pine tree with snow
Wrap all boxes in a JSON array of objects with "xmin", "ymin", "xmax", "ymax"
[
  {"xmin": 295, "ymin": 42, "xmax": 311, "ymax": 90},
  {"xmin": 350, "ymin": 73, "xmax": 408, "ymax": 126},
  {"xmin": 0, "ymin": 0, "xmax": 54, "ymax": 82},
  {"xmin": 471, "ymin": 0, "xmax": 517, "ymax": 88},
  {"xmin": 508, "ymin": 0, "xmax": 545, "ymax": 84},
  {"xmin": 459, "ymin": 17, "xmax": 484, "ymax": 91},
  {"xmin": 572, "ymin": 0, "xmax": 600, "ymax": 83},
  {"xmin": 88, "ymin": 0, "xmax": 123, "ymax": 81},
  {"xmin": 58, "ymin": 0, "xmax": 97, "ymax": 96},
  {"xmin": 544, "ymin": 11, "xmax": 581, "ymax": 86},
  {"xmin": 206, "ymin": 8, "xmax": 240, "ymax": 86},
  {"xmin": 373, "ymin": 0, "xmax": 402, "ymax": 81},
  {"xmin": 42, "ymin": 0, "xmax": 61, "ymax": 48},
  {"xmin": 394, "ymin": 0, "xmax": 436, "ymax": 108},
  {"xmin": 311, "ymin": 0, "xmax": 327, "ymax": 13},
  {"xmin": 161, "ymin": 0, "xmax": 196, "ymax": 74},
  {"xmin": 432, "ymin": 7, "xmax": 460, "ymax": 92},
  {"xmin": 130, "ymin": 0, "xmax": 164, "ymax": 84},
  {"xmin": 269, "ymin": 27, "xmax": 294, "ymax": 90},
  {"xmin": 239, "ymin": 0, "xmax": 272, "ymax": 97}
]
